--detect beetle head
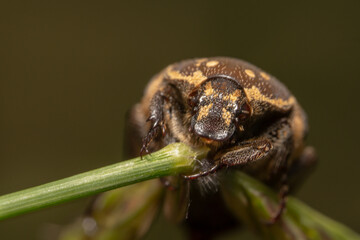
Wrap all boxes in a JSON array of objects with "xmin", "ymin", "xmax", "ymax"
[{"xmin": 188, "ymin": 76, "xmax": 251, "ymax": 143}]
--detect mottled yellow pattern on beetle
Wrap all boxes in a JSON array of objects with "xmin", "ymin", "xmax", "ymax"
[
  {"xmin": 223, "ymin": 89, "xmax": 242, "ymax": 102},
  {"xmin": 222, "ymin": 108, "xmax": 232, "ymax": 126},
  {"xmin": 245, "ymin": 69, "xmax": 255, "ymax": 78},
  {"xmin": 204, "ymin": 82, "xmax": 215, "ymax": 96},
  {"xmin": 166, "ymin": 68, "xmax": 207, "ymax": 85},
  {"xmin": 245, "ymin": 86, "xmax": 295, "ymax": 108},
  {"xmin": 197, "ymin": 103, "xmax": 213, "ymax": 121},
  {"xmin": 206, "ymin": 61, "xmax": 219, "ymax": 67}
]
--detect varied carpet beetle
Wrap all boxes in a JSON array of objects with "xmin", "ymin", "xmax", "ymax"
[{"xmin": 126, "ymin": 57, "xmax": 317, "ymax": 237}]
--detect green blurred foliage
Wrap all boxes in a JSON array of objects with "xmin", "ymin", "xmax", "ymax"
[{"xmin": 0, "ymin": 0, "xmax": 359, "ymax": 239}]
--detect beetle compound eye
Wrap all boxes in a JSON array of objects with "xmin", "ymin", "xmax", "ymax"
[{"xmin": 237, "ymin": 102, "xmax": 251, "ymax": 121}]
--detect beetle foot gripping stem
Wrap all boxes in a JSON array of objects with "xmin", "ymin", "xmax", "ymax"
[
  {"xmin": 263, "ymin": 172, "xmax": 289, "ymax": 225},
  {"xmin": 140, "ymin": 116, "xmax": 166, "ymax": 158},
  {"xmin": 264, "ymin": 184, "xmax": 289, "ymax": 225},
  {"xmin": 182, "ymin": 164, "xmax": 221, "ymax": 180}
]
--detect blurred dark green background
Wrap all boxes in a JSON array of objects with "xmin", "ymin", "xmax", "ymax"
[{"xmin": 1, "ymin": 1, "xmax": 359, "ymax": 239}]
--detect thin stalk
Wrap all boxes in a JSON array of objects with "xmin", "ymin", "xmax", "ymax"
[
  {"xmin": 0, "ymin": 143, "xmax": 208, "ymax": 220},
  {"xmin": 221, "ymin": 171, "xmax": 360, "ymax": 240}
]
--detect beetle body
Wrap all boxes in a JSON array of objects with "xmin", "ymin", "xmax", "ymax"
[
  {"xmin": 129, "ymin": 57, "xmax": 311, "ymax": 183},
  {"xmin": 126, "ymin": 57, "xmax": 316, "ymax": 237}
]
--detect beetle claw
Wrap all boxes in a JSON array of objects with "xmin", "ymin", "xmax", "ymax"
[
  {"xmin": 140, "ymin": 117, "xmax": 166, "ymax": 158},
  {"xmin": 182, "ymin": 163, "xmax": 221, "ymax": 180},
  {"xmin": 262, "ymin": 183, "xmax": 289, "ymax": 225}
]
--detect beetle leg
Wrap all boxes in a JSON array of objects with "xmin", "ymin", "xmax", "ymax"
[
  {"xmin": 140, "ymin": 90, "xmax": 166, "ymax": 157},
  {"xmin": 267, "ymin": 147, "xmax": 317, "ymax": 223},
  {"xmin": 140, "ymin": 85, "xmax": 183, "ymax": 157},
  {"xmin": 182, "ymin": 163, "xmax": 221, "ymax": 180},
  {"xmin": 219, "ymin": 118, "xmax": 292, "ymax": 173},
  {"xmin": 219, "ymin": 138, "xmax": 273, "ymax": 167},
  {"xmin": 264, "ymin": 174, "xmax": 289, "ymax": 225}
]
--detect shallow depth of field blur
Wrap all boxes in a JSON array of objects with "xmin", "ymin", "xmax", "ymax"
[{"xmin": 1, "ymin": 1, "xmax": 359, "ymax": 239}]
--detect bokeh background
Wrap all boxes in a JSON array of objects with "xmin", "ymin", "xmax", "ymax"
[{"xmin": 1, "ymin": 1, "xmax": 359, "ymax": 239}]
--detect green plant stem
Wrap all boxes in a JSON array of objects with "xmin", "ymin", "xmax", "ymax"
[
  {"xmin": 0, "ymin": 143, "xmax": 208, "ymax": 221},
  {"xmin": 221, "ymin": 171, "xmax": 360, "ymax": 240}
]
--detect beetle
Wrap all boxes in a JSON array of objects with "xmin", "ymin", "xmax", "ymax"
[
  {"xmin": 125, "ymin": 57, "xmax": 317, "ymax": 237},
  {"xmin": 60, "ymin": 57, "xmax": 317, "ymax": 240}
]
